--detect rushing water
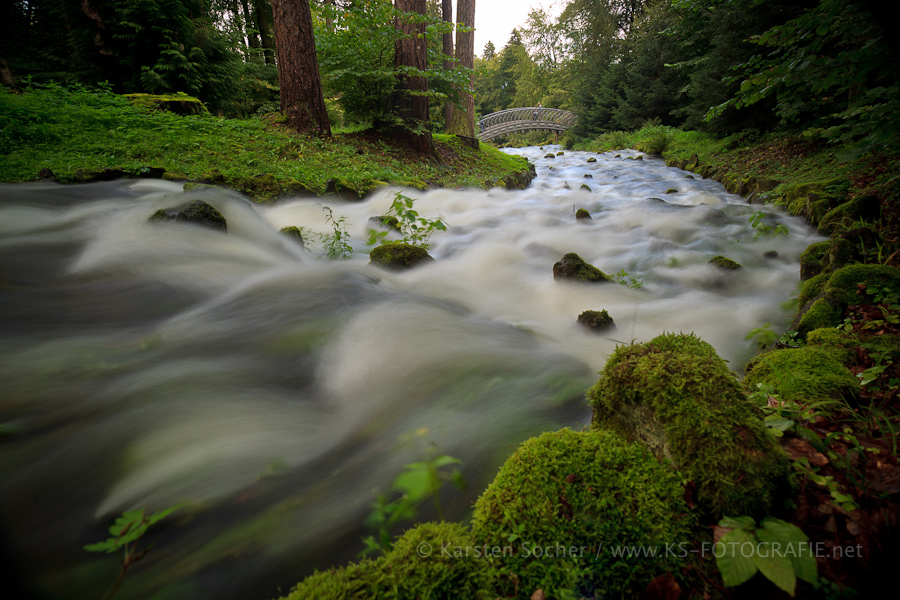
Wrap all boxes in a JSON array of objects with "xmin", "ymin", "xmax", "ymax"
[{"xmin": 0, "ymin": 147, "xmax": 822, "ymax": 599}]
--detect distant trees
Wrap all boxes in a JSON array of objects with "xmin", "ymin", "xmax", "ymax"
[{"xmin": 446, "ymin": 0, "xmax": 475, "ymax": 136}]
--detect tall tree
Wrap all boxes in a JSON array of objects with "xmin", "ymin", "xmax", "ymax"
[
  {"xmin": 271, "ymin": 0, "xmax": 331, "ymax": 135},
  {"xmin": 255, "ymin": 0, "xmax": 277, "ymax": 65},
  {"xmin": 392, "ymin": 0, "xmax": 435, "ymax": 155},
  {"xmin": 441, "ymin": 0, "xmax": 453, "ymax": 127},
  {"xmin": 446, "ymin": 0, "xmax": 475, "ymax": 136}
]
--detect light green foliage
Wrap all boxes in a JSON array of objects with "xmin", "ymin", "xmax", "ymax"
[
  {"xmin": 471, "ymin": 428, "xmax": 692, "ymax": 598},
  {"xmin": 284, "ymin": 522, "xmax": 490, "ymax": 600},
  {"xmin": 320, "ymin": 206, "xmax": 353, "ymax": 260},
  {"xmin": 610, "ymin": 268, "xmax": 645, "ymax": 289},
  {"xmin": 588, "ymin": 332, "xmax": 792, "ymax": 519},
  {"xmin": 748, "ymin": 211, "xmax": 789, "ymax": 238},
  {"xmin": 362, "ymin": 444, "xmax": 466, "ymax": 556},
  {"xmin": 85, "ymin": 505, "xmax": 182, "ymax": 600},
  {"xmin": 744, "ymin": 347, "xmax": 860, "ymax": 405},
  {"xmin": 367, "ymin": 192, "xmax": 448, "ymax": 250},
  {"xmin": 715, "ymin": 516, "xmax": 817, "ymax": 597}
]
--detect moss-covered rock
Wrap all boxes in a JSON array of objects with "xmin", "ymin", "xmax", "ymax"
[
  {"xmin": 579, "ymin": 183, "xmax": 592, "ymax": 191},
  {"xmin": 586, "ymin": 157, "xmax": 597, "ymax": 163},
  {"xmin": 544, "ymin": 153, "xmax": 555, "ymax": 159},
  {"xmin": 796, "ymin": 296, "xmax": 845, "ymax": 336},
  {"xmin": 744, "ymin": 346, "xmax": 860, "ymax": 404},
  {"xmin": 123, "ymin": 93, "xmax": 208, "ymax": 115},
  {"xmin": 471, "ymin": 429, "xmax": 692, "ymax": 599},
  {"xmin": 552, "ymin": 253, "xmax": 611, "ymax": 283},
  {"xmin": 587, "ymin": 332, "xmax": 792, "ymax": 519},
  {"xmin": 817, "ymin": 195, "xmax": 881, "ymax": 235},
  {"xmin": 806, "ymin": 328, "xmax": 859, "ymax": 364},
  {"xmin": 369, "ymin": 243, "xmax": 434, "ymax": 270},
  {"xmin": 798, "ymin": 272, "xmax": 830, "ymax": 310},
  {"xmin": 708, "ymin": 255, "xmax": 741, "ymax": 270},
  {"xmin": 149, "ymin": 200, "xmax": 226, "ymax": 232},
  {"xmin": 800, "ymin": 241, "xmax": 831, "ymax": 280},
  {"xmin": 279, "ymin": 226, "xmax": 305, "ymax": 247},
  {"xmin": 281, "ymin": 522, "xmax": 489, "ymax": 600},
  {"xmin": 325, "ymin": 177, "xmax": 360, "ymax": 200},
  {"xmin": 575, "ymin": 208, "xmax": 592, "ymax": 222},
  {"xmin": 577, "ymin": 309, "xmax": 615, "ymax": 332},
  {"xmin": 666, "ymin": 188, "xmax": 678, "ymax": 194}
]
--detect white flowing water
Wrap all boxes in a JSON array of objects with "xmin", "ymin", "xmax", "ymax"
[{"xmin": 0, "ymin": 147, "xmax": 822, "ymax": 599}]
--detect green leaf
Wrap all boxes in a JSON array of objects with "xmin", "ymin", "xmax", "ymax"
[
  {"xmin": 392, "ymin": 467, "xmax": 433, "ymax": 501},
  {"xmin": 431, "ymin": 455, "xmax": 462, "ymax": 468},
  {"xmin": 760, "ymin": 518, "xmax": 817, "ymax": 585},
  {"xmin": 717, "ymin": 529, "xmax": 758, "ymax": 587},
  {"xmin": 755, "ymin": 529, "xmax": 797, "ymax": 596}
]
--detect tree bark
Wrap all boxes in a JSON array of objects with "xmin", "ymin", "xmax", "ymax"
[
  {"xmin": 240, "ymin": 0, "xmax": 261, "ymax": 53},
  {"xmin": 441, "ymin": 0, "xmax": 453, "ymax": 129},
  {"xmin": 392, "ymin": 0, "xmax": 435, "ymax": 156},
  {"xmin": 447, "ymin": 0, "xmax": 475, "ymax": 137},
  {"xmin": 255, "ymin": 0, "xmax": 277, "ymax": 65},
  {"xmin": 270, "ymin": 0, "xmax": 331, "ymax": 136}
]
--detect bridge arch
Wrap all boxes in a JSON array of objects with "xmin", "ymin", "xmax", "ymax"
[{"xmin": 476, "ymin": 107, "xmax": 577, "ymax": 142}]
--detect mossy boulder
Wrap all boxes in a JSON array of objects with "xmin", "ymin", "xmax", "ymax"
[
  {"xmin": 281, "ymin": 522, "xmax": 489, "ymax": 600},
  {"xmin": 806, "ymin": 328, "xmax": 859, "ymax": 364},
  {"xmin": 796, "ymin": 296, "xmax": 845, "ymax": 336},
  {"xmin": 587, "ymin": 332, "xmax": 792, "ymax": 520},
  {"xmin": 123, "ymin": 93, "xmax": 208, "ymax": 115},
  {"xmin": 798, "ymin": 272, "xmax": 830, "ymax": 309},
  {"xmin": 800, "ymin": 241, "xmax": 831, "ymax": 280},
  {"xmin": 369, "ymin": 243, "xmax": 434, "ymax": 270},
  {"xmin": 575, "ymin": 208, "xmax": 592, "ymax": 222},
  {"xmin": 708, "ymin": 255, "xmax": 741, "ymax": 270},
  {"xmin": 149, "ymin": 200, "xmax": 226, "ymax": 232},
  {"xmin": 325, "ymin": 177, "xmax": 360, "ymax": 200},
  {"xmin": 579, "ymin": 183, "xmax": 592, "ymax": 192},
  {"xmin": 665, "ymin": 188, "xmax": 678, "ymax": 194},
  {"xmin": 279, "ymin": 226, "xmax": 305, "ymax": 248},
  {"xmin": 586, "ymin": 157, "xmax": 597, "ymax": 163},
  {"xmin": 552, "ymin": 253, "xmax": 611, "ymax": 283},
  {"xmin": 471, "ymin": 429, "xmax": 692, "ymax": 598},
  {"xmin": 544, "ymin": 153, "xmax": 556, "ymax": 159},
  {"xmin": 744, "ymin": 346, "xmax": 860, "ymax": 404},
  {"xmin": 817, "ymin": 195, "xmax": 881, "ymax": 235},
  {"xmin": 577, "ymin": 309, "xmax": 615, "ymax": 332}
]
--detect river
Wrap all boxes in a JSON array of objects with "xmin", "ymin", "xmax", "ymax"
[{"xmin": 0, "ymin": 146, "xmax": 822, "ymax": 599}]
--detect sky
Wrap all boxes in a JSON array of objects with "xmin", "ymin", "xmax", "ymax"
[{"xmin": 452, "ymin": 0, "xmax": 566, "ymax": 58}]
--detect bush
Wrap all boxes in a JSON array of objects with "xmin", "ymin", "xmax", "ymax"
[
  {"xmin": 588, "ymin": 332, "xmax": 792, "ymax": 520},
  {"xmin": 471, "ymin": 428, "xmax": 692, "ymax": 599}
]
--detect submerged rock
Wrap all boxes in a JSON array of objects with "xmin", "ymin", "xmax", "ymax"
[
  {"xmin": 369, "ymin": 243, "xmax": 434, "ymax": 270},
  {"xmin": 575, "ymin": 208, "xmax": 592, "ymax": 222},
  {"xmin": 149, "ymin": 200, "xmax": 227, "ymax": 232},
  {"xmin": 587, "ymin": 157, "xmax": 597, "ymax": 163},
  {"xmin": 544, "ymin": 153, "xmax": 555, "ymax": 159},
  {"xmin": 279, "ymin": 226, "xmax": 305, "ymax": 248},
  {"xmin": 588, "ymin": 332, "xmax": 792, "ymax": 519},
  {"xmin": 708, "ymin": 255, "xmax": 741, "ymax": 270},
  {"xmin": 552, "ymin": 253, "xmax": 611, "ymax": 283},
  {"xmin": 577, "ymin": 309, "xmax": 614, "ymax": 332},
  {"xmin": 579, "ymin": 184, "xmax": 592, "ymax": 192}
]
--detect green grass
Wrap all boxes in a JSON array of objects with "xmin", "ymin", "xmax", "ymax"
[{"xmin": 0, "ymin": 84, "xmax": 531, "ymax": 201}]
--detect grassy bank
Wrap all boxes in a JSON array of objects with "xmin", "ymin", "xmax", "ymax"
[{"xmin": 0, "ymin": 84, "xmax": 532, "ymax": 202}]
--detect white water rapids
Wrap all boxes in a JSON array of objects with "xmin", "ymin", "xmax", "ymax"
[{"xmin": 0, "ymin": 147, "xmax": 822, "ymax": 599}]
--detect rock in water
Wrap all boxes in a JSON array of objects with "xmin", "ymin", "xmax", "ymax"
[
  {"xmin": 577, "ymin": 310, "xmax": 615, "ymax": 332},
  {"xmin": 149, "ymin": 200, "xmax": 227, "ymax": 232},
  {"xmin": 369, "ymin": 243, "xmax": 434, "ymax": 270},
  {"xmin": 552, "ymin": 253, "xmax": 611, "ymax": 283}
]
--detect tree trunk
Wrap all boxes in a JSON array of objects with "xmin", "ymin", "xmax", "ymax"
[
  {"xmin": 240, "ymin": 0, "xmax": 261, "ymax": 53},
  {"xmin": 270, "ymin": 0, "xmax": 331, "ymax": 136},
  {"xmin": 392, "ymin": 0, "xmax": 435, "ymax": 156},
  {"xmin": 325, "ymin": 0, "xmax": 334, "ymax": 30},
  {"xmin": 447, "ymin": 0, "xmax": 475, "ymax": 137},
  {"xmin": 441, "ymin": 0, "xmax": 453, "ymax": 129},
  {"xmin": 255, "ymin": 0, "xmax": 277, "ymax": 65}
]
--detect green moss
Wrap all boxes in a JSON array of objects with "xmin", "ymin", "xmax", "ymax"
[
  {"xmin": 800, "ymin": 241, "xmax": 831, "ymax": 280},
  {"xmin": 744, "ymin": 346, "xmax": 860, "ymax": 404},
  {"xmin": 587, "ymin": 332, "xmax": 792, "ymax": 519},
  {"xmin": 797, "ymin": 297, "xmax": 844, "ymax": 336},
  {"xmin": 579, "ymin": 183, "xmax": 592, "ymax": 191},
  {"xmin": 817, "ymin": 195, "xmax": 882, "ymax": 235},
  {"xmin": 471, "ymin": 429, "xmax": 692, "ymax": 599},
  {"xmin": 369, "ymin": 242, "xmax": 434, "ymax": 270},
  {"xmin": 798, "ymin": 272, "xmax": 830, "ymax": 309},
  {"xmin": 575, "ymin": 208, "xmax": 592, "ymax": 221},
  {"xmin": 822, "ymin": 264, "xmax": 900, "ymax": 305},
  {"xmin": 149, "ymin": 200, "xmax": 227, "ymax": 232},
  {"xmin": 123, "ymin": 93, "xmax": 208, "ymax": 115},
  {"xmin": 806, "ymin": 328, "xmax": 859, "ymax": 364},
  {"xmin": 279, "ymin": 226, "xmax": 304, "ymax": 246},
  {"xmin": 552, "ymin": 253, "xmax": 611, "ymax": 283},
  {"xmin": 281, "ymin": 522, "xmax": 489, "ymax": 600},
  {"xmin": 577, "ymin": 309, "xmax": 615, "ymax": 332},
  {"xmin": 708, "ymin": 255, "xmax": 741, "ymax": 270}
]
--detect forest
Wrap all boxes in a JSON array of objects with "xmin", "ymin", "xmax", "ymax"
[{"xmin": 2, "ymin": 2, "xmax": 900, "ymax": 600}]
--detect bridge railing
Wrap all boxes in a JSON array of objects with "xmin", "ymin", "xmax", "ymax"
[{"xmin": 477, "ymin": 107, "xmax": 577, "ymax": 131}]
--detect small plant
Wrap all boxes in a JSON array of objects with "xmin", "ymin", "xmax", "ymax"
[
  {"xmin": 748, "ymin": 210, "xmax": 789, "ymax": 238},
  {"xmin": 320, "ymin": 205, "xmax": 353, "ymax": 259},
  {"xmin": 367, "ymin": 191, "xmax": 448, "ymax": 250},
  {"xmin": 715, "ymin": 515, "xmax": 817, "ymax": 597},
  {"xmin": 610, "ymin": 268, "xmax": 645, "ymax": 289},
  {"xmin": 361, "ymin": 440, "xmax": 465, "ymax": 556},
  {"xmin": 84, "ymin": 505, "xmax": 181, "ymax": 600}
]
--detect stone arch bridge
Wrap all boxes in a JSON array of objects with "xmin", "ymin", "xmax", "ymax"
[{"xmin": 476, "ymin": 107, "xmax": 577, "ymax": 142}]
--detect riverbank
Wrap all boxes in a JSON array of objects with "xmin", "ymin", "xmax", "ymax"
[{"xmin": 0, "ymin": 85, "xmax": 534, "ymax": 201}]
